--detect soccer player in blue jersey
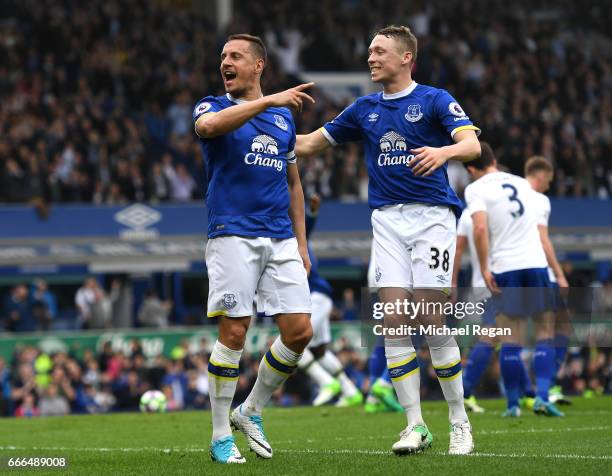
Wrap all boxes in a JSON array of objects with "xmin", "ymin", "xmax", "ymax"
[
  {"xmin": 296, "ymin": 25, "xmax": 481, "ymax": 455},
  {"xmin": 193, "ymin": 33, "xmax": 316, "ymax": 464},
  {"xmin": 297, "ymin": 195, "xmax": 362, "ymax": 407}
]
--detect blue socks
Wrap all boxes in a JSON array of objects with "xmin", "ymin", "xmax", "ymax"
[
  {"xmin": 534, "ymin": 339, "xmax": 555, "ymax": 401},
  {"xmin": 500, "ymin": 344, "xmax": 522, "ymax": 409},
  {"xmin": 368, "ymin": 345, "xmax": 387, "ymax": 383},
  {"xmin": 463, "ymin": 341, "xmax": 494, "ymax": 398},
  {"xmin": 519, "ymin": 358, "xmax": 535, "ymax": 398},
  {"xmin": 554, "ymin": 334, "xmax": 569, "ymax": 376}
]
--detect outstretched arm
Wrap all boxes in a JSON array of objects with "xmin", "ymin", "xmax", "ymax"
[
  {"xmin": 195, "ymin": 83, "xmax": 315, "ymax": 138},
  {"xmin": 287, "ymin": 163, "xmax": 311, "ymax": 275},
  {"xmin": 296, "ymin": 129, "xmax": 333, "ymax": 157}
]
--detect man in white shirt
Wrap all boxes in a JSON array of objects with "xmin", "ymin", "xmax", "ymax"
[
  {"xmin": 524, "ymin": 156, "xmax": 572, "ymax": 405},
  {"xmin": 464, "ymin": 143, "xmax": 563, "ymax": 417}
]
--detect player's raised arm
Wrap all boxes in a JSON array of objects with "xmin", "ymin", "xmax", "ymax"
[
  {"xmin": 295, "ymin": 130, "xmax": 332, "ymax": 157},
  {"xmin": 195, "ymin": 83, "xmax": 315, "ymax": 139},
  {"xmin": 287, "ymin": 163, "xmax": 311, "ymax": 275}
]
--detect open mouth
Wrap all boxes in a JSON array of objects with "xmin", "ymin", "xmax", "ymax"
[{"xmin": 223, "ymin": 71, "xmax": 237, "ymax": 83}]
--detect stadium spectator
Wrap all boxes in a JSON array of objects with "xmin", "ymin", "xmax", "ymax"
[
  {"xmin": 336, "ymin": 288, "xmax": 358, "ymax": 321},
  {"xmin": 137, "ymin": 289, "xmax": 173, "ymax": 328},
  {"xmin": 30, "ymin": 278, "xmax": 57, "ymax": 331},
  {"xmin": 3, "ymin": 284, "xmax": 35, "ymax": 332},
  {"xmin": 75, "ymin": 277, "xmax": 112, "ymax": 329},
  {"xmin": 0, "ymin": 0, "xmax": 610, "ymax": 208},
  {"xmin": 14, "ymin": 393, "xmax": 39, "ymax": 418},
  {"xmin": 39, "ymin": 383, "xmax": 70, "ymax": 416}
]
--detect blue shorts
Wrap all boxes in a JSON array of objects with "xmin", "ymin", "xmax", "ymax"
[
  {"xmin": 550, "ymin": 282, "xmax": 569, "ymax": 312},
  {"xmin": 480, "ymin": 298, "xmax": 496, "ymax": 327},
  {"xmin": 492, "ymin": 268, "xmax": 553, "ymax": 317}
]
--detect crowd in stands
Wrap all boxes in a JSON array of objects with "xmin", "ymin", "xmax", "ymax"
[
  {"xmin": 1, "ymin": 335, "xmax": 610, "ymax": 418},
  {"xmin": 1, "ymin": 0, "xmax": 611, "ymax": 207}
]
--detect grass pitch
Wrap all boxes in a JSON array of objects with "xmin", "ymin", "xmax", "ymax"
[{"xmin": 1, "ymin": 397, "xmax": 610, "ymax": 475}]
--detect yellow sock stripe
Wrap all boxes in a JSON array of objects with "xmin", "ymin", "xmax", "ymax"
[
  {"xmin": 390, "ymin": 367, "xmax": 419, "ymax": 382},
  {"xmin": 209, "ymin": 374, "xmax": 238, "ymax": 381},
  {"xmin": 434, "ymin": 359, "xmax": 462, "ymax": 370},
  {"xmin": 434, "ymin": 359, "xmax": 462, "ymax": 380},
  {"xmin": 437, "ymin": 370, "xmax": 462, "ymax": 381},
  {"xmin": 209, "ymin": 359, "xmax": 239, "ymax": 370},
  {"xmin": 388, "ymin": 354, "xmax": 417, "ymax": 369},
  {"xmin": 269, "ymin": 348, "xmax": 296, "ymax": 368},
  {"xmin": 264, "ymin": 357, "xmax": 292, "ymax": 377}
]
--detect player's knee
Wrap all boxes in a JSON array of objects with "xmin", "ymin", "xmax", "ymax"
[
  {"xmin": 285, "ymin": 322, "xmax": 313, "ymax": 352},
  {"xmin": 220, "ymin": 323, "xmax": 248, "ymax": 349}
]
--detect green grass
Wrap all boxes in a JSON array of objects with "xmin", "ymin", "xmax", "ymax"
[{"xmin": 1, "ymin": 397, "xmax": 611, "ymax": 475}]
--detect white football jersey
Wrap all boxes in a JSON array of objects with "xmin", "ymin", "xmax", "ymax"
[
  {"xmin": 464, "ymin": 171, "xmax": 547, "ymax": 274},
  {"xmin": 531, "ymin": 190, "xmax": 557, "ymax": 283},
  {"xmin": 457, "ymin": 210, "xmax": 486, "ymax": 288}
]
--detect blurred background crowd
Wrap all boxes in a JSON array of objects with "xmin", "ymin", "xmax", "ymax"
[
  {"xmin": 1, "ymin": 337, "xmax": 610, "ymax": 417},
  {"xmin": 1, "ymin": 0, "xmax": 611, "ymax": 206}
]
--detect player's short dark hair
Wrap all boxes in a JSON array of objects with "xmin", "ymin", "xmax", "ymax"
[
  {"xmin": 374, "ymin": 25, "xmax": 418, "ymax": 62},
  {"xmin": 524, "ymin": 155, "xmax": 553, "ymax": 177},
  {"xmin": 464, "ymin": 141, "xmax": 495, "ymax": 170},
  {"xmin": 226, "ymin": 33, "xmax": 267, "ymax": 65}
]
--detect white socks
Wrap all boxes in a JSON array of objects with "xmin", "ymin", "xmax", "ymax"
[
  {"xmin": 298, "ymin": 348, "xmax": 335, "ymax": 387},
  {"xmin": 241, "ymin": 337, "xmax": 302, "ymax": 416},
  {"xmin": 426, "ymin": 334, "xmax": 469, "ymax": 424},
  {"xmin": 208, "ymin": 340, "xmax": 242, "ymax": 441},
  {"xmin": 319, "ymin": 350, "xmax": 359, "ymax": 397},
  {"xmin": 385, "ymin": 337, "xmax": 423, "ymax": 425}
]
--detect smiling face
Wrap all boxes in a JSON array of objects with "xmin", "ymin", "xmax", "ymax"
[
  {"xmin": 220, "ymin": 39, "xmax": 264, "ymax": 97},
  {"xmin": 367, "ymin": 34, "xmax": 413, "ymax": 85}
]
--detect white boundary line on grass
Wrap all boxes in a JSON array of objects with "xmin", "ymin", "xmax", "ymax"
[
  {"xmin": 0, "ymin": 425, "xmax": 610, "ymax": 461},
  {"xmin": 275, "ymin": 425, "xmax": 610, "ymax": 444},
  {"xmin": 0, "ymin": 445, "xmax": 610, "ymax": 461}
]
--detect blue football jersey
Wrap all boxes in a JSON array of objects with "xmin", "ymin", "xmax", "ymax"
[
  {"xmin": 307, "ymin": 245, "xmax": 333, "ymax": 297},
  {"xmin": 305, "ymin": 213, "xmax": 333, "ymax": 297},
  {"xmin": 322, "ymin": 82, "xmax": 479, "ymax": 217},
  {"xmin": 193, "ymin": 93, "xmax": 297, "ymax": 238}
]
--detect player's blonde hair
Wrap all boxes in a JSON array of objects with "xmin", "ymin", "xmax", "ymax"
[
  {"xmin": 374, "ymin": 25, "xmax": 418, "ymax": 63},
  {"xmin": 524, "ymin": 156, "xmax": 553, "ymax": 177}
]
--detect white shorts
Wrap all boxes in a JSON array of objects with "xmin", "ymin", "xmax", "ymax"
[
  {"xmin": 206, "ymin": 236, "xmax": 311, "ymax": 318},
  {"xmin": 309, "ymin": 291, "xmax": 333, "ymax": 347},
  {"xmin": 371, "ymin": 204, "xmax": 456, "ymax": 290},
  {"xmin": 367, "ymin": 242, "xmax": 377, "ymax": 289}
]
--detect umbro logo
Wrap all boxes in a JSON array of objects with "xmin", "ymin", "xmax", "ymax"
[
  {"xmin": 115, "ymin": 204, "xmax": 161, "ymax": 230},
  {"xmin": 368, "ymin": 113, "xmax": 379, "ymax": 122}
]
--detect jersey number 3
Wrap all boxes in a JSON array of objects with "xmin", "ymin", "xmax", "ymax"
[{"xmin": 502, "ymin": 184, "xmax": 525, "ymax": 218}]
